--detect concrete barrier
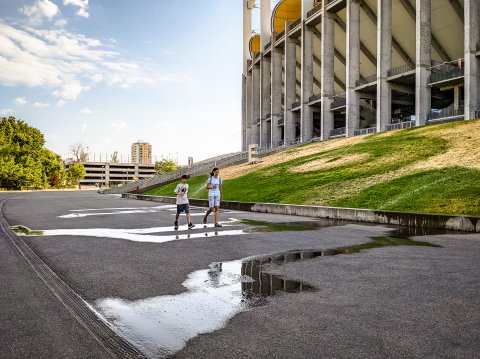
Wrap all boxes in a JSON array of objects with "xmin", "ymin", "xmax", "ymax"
[{"xmin": 122, "ymin": 194, "xmax": 480, "ymax": 233}]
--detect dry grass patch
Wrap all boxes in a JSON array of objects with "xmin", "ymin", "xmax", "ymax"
[
  {"xmin": 221, "ymin": 136, "xmax": 365, "ymax": 179},
  {"xmin": 291, "ymin": 153, "xmax": 370, "ymax": 173}
]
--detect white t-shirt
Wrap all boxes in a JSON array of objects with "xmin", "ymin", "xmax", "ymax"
[
  {"xmin": 207, "ymin": 176, "xmax": 222, "ymax": 197},
  {"xmin": 174, "ymin": 183, "xmax": 189, "ymax": 204}
]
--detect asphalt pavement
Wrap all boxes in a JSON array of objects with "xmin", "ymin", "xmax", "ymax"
[{"xmin": 1, "ymin": 191, "xmax": 479, "ymax": 358}]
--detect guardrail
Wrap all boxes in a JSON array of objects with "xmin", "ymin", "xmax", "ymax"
[
  {"xmin": 355, "ymin": 73, "xmax": 377, "ymax": 87},
  {"xmin": 428, "ymin": 107, "xmax": 465, "ymax": 122},
  {"xmin": 353, "ymin": 127, "xmax": 377, "ymax": 136},
  {"xmin": 292, "ymin": 100, "xmax": 301, "ymax": 109},
  {"xmin": 331, "ymin": 93, "xmax": 346, "ymax": 109},
  {"xmin": 387, "ymin": 63, "xmax": 415, "ymax": 77},
  {"xmin": 330, "ymin": 127, "xmax": 346, "ymax": 137},
  {"xmin": 428, "ymin": 64, "xmax": 464, "ymax": 84},
  {"xmin": 309, "ymin": 94, "xmax": 321, "ymax": 103},
  {"xmin": 307, "ymin": 3, "xmax": 322, "ymax": 18},
  {"xmin": 104, "ymin": 152, "xmax": 249, "ymax": 194},
  {"xmin": 386, "ymin": 120, "xmax": 416, "ymax": 131},
  {"xmin": 289, "ymin": 19, "xmax": 301, "ymax": 30}
]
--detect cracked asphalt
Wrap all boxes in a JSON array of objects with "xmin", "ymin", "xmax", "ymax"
[{"xmin": 1, "ymin": 190, "xmax": 479, "ymax": 358}]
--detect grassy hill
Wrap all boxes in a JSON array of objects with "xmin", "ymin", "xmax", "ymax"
[{"xmin": 146, "ymin": 120, "xmax": 480, "ymax": 216}]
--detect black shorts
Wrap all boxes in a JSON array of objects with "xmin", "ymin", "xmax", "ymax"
[{"xmin": 176, "ymin": 203, "xmax": 190, "ymax": 214}]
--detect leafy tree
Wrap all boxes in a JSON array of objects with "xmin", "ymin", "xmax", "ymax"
[
  {"xmin": 0, "ymin": 116, "xmax": 64, "ymax": 190},
  {"xmin": 67, "ymin": 163, "xmax": 86, "ymax": 186},
  {"xmin": 154, "ymin": 159, "xmax": 178, "ymax": 174}
]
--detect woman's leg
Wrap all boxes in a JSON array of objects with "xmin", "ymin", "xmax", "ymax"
[{"xmin": 214, "ymin": 206, "xmax": 219, "ymax": 225}]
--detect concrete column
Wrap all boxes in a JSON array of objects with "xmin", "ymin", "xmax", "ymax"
[
  {"xmin": 251, "ymin": 64, "xmax": 261, "ymax": 145},
  {"xmin": 243, "ymin": 0, "xmax": 252, "ymax": 74},
  {"xmin": 271, "ymin": 42, "xmax": 283, "ymax": 147},
  {"xmin": 301, "ymin": 23, "xmax": 314, "ymax": 142},
  {"xmin": 464, "ymin": 0, "xmax": 480, "ymax": 120},
  {"xmin": 241, "ymin": 74, "xmax": 247, "ymax": 151},
  {"xmin": 453, "ymin": 85, "xmax": 461, "ymax": 110},
  {"xmin": 415, "ymin": 0, "xmax": 432, "ymax": 126},
  {"xmin": 284, "ymin": 24, "xmax": 297, "ymax": 144},
  {"xmin": 376, "ymin": 0, "xmax": 392, "ymax": 132},
  {"xmin": 245, "ymin": 71, "xmax": 253, "ymax": 148},
  {"xmin": 105, "ymin": 163, "xmax": 110, "ymax": 185},
  {"xmin": 321, "ymin": 6, "xmax": 335, "ymax": 140},
  {"xmin": 260, "ymin": 55, "xmax": 271, "ymax": 147},
  {"xmin": 346, "ymin": 0, "xmax": 361, "ymax": 136},
  {"xmin": 260, "ymin": 0, "xmax": 271, "ymax": 49}
]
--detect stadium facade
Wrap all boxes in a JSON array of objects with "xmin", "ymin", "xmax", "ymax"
[{"xmin": 241, "ymin": 0, "xmax": 480, "ymax": 150}]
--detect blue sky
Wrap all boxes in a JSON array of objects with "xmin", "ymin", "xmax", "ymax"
[{"xmin": 0, "ymin": 0, "xmax": 248, "ymax": 164}]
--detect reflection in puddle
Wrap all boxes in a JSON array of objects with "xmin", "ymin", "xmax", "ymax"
[
  {"xmin": 93, "ymin": 235, "xmax": 441, "ymax": 357},
  {"xmin": 94, "ymin": 256, "xmax": 314, "ymax": 358}
]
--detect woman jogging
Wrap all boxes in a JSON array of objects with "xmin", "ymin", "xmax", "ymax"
[{"xmin": 203, "ymin": 167, "xmax": 223, "ymax": 227}]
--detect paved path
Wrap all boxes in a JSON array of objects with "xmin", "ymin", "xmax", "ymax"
[{"xmin": 1, "ymin": 191, "xmax": 479, "ymax": 358}]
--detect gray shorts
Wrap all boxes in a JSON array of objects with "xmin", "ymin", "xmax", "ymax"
[
  {"xmin": 208, "ymin": 195, "xmax": 220, "ymax": 208},
  {"xmin": 176, "ymin": 203, "xmax": 190, "ymax": 214}
]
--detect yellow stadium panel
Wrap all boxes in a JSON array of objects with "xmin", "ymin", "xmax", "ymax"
[
  {"xmin": 249, "ymin": 34, "xmax": 261, "ymax": 56},
  {"xmin": 271, "ymin": 0, "xmax": 302, "ymax": 34}
]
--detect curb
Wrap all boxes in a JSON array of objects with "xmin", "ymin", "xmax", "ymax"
[{"xmin": 122, "ymin": 194, "xmax": 480, "ymax": 233}]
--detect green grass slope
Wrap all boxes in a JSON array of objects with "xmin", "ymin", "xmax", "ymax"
[{"xmin": 146, "ymin": 120, "xmax": 480, "ymax": 216}]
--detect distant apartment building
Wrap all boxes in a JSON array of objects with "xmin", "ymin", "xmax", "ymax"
[{"xmin": 131, "ymin": 141, "xmax": 152, "ymax": 164}]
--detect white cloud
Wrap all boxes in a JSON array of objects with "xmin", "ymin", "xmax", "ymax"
[
  {"xmin": 20, "ymin": 0, "xmax": 60, "ymax": 23},
  {"xmin": 14, "ymin": 97, "xmax": 27, "ymax": 105},
  {"xmin": 110, "ymin": 121, "xmax": 127, "ymax": 130},
  {"xmin": 159, "ymin": 74, "xmax": 195, "ymax": 83},
  {"xmin": 0, "ymin": 108, "xmax": 14, "ymax": 115},
  {"xmin": 81, "ymin": 123, "xmax": 87, "ymax": 132},
  {"xmin": 63, "ymin": 0, "xmax": 89, "ymax": 18},
  {"xmin": 56, "ymin": 100, "xmax": 66, "ymax": 107},
  {"xmin": 81, "ymin": 107, "xmax": 92, "ymax": 114},
  {"xmin": 0, "ymin": 21, "xmax": 153, "ymax": 103},
  {"xmin": 55, "ymin": 19, "xmax": 68, "ymax": 27},
  {"xmin": 33, "ymin": 101, "xmax": 50, "ymax": 107}
]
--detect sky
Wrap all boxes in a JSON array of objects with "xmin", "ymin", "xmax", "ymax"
[{"xmin": 0, "ymin": 0, "xmax": 250, "ymax": 164}]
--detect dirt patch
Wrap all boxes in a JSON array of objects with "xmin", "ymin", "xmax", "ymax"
[{"xmin": 290, "ymin": 153, "xmax": 370, "ymax": 173}]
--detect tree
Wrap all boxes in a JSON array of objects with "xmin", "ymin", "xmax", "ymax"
[
  {"xmin": 154, "ymin": 159, "xmax": 178, "ymax": 174},
  {"xmin": 67, "ymin": 163, "xmax": 86, "ymax": 186},
  {"xmin": 70, "ymin": 142, "xmax": 88, "ymax": 163},
  {"xmin": 0, "ymin": 116, "xmax": 63, "ymax": 189}
]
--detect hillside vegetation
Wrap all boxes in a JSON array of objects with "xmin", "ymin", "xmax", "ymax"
[{"xmin": 146, "ymin": 120, "xmax": 480, "ymax": 216}]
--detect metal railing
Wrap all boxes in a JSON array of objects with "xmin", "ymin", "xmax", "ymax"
[
  {"xmin": 386, "ymin": 120, "xmax": 416, "ymax": 131},
  {"xmin": 428, "ymin": 63, "xmax": 464, "ymax": 84},
  {"xmin": 387, "ymin": 63, "xmax": 415, "ymax": 77},
  {"xmin": 264, "ymin": 41, "xmax": 271, "ymax": 50},
  {"xmin": 308, "ymin": 94, "xmax": 321, "ymax": 103},
  {"xmin": 353, "ymin": 127, "xmax": 377, "ymax": 136},
  {"xmin": 105, "ymin": 152, "xmax": 250, "ymax": 194},
  {"xmin": 330, "ymin": 127, "xmax": 346, "ymax": 137},
  {"xmin": 355, "ymin": 73, "xmax": 377, "ymax": 87},
  {"xmin": 291, "ymin": 100, "xmax": 301, "ymax": 109},
  {"xmin": 307, "ymin": 3, "xmax": 322, "ymax": 18},
  {"xmin": 276, "ymin": 31, "xmax": 285, "ymax": 41},
  {"xmin": 277, "ymin": 118, "xmax": 285, "ymax": 126},
  {"xmin": 428, "ymin": 106, "xmax": 465, "ymax": 122},
  {"xmin": 289, "ymin": 18, "xmax": 301, "ymax": 30},
  {"xmin": 331, "ymin": 93, "xmax": 346, "ymax": 109}
]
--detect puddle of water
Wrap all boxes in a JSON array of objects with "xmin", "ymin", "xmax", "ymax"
[
  {"xmin": 94, "ymin": 235, "xmax": 440, "ymax": 357},
  {"xmin": 10, "ymin": 225, "xmax": 44, "ymax": 236}
]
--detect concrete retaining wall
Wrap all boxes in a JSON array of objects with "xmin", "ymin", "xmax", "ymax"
[{"xmin": 122, "ymin": 194, "xmax": 480, "ymax": 233}]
